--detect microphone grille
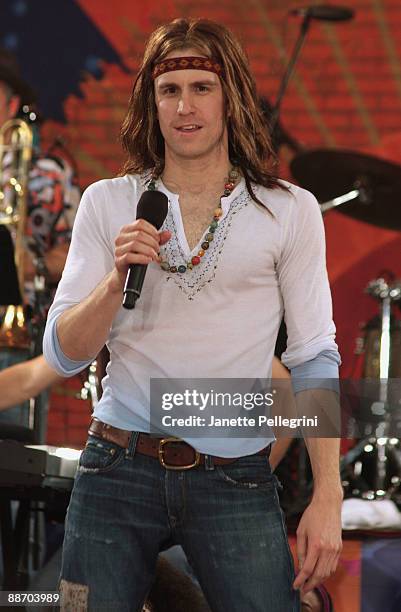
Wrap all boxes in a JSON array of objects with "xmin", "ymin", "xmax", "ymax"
[{"xmin": 136, "ymin": 190, "xmax": 169, "ymax": 230}]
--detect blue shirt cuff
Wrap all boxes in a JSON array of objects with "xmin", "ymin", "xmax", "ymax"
[
  {"xmin": 44, "ymin": 315, "xmax": 92, "ymax": 376},
  {"xmin": 290, "ymin": 350, "xmax": 340, "ymax": 394}
]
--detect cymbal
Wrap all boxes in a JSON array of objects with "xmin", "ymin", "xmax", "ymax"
[{"xmin": 290, "ymin": 149, "xmax": 401, "ymax": 231}]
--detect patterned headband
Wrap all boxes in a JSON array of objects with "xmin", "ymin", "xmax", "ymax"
[{"xmin": 152, "ymin": 56, "xmax": 223, "ymax": 80}]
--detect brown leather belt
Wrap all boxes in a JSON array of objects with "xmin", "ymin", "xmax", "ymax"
[{"xmin": 88, "ymin": 417, "xmax": 271, "ymax": 470}]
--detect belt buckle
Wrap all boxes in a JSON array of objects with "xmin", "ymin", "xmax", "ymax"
[{"xmin": 158, "ymin": 437, "xmax": 200, "ymax": 470}]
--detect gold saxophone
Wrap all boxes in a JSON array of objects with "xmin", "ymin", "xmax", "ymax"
[{"xmin": 0, "ymin": 118, "xmax": 33, "ymax": 349}]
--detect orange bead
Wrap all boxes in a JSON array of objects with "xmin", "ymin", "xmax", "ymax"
[
  {"xmin": 198, "ymin": 249, "xmax": 205, "ymax": 257},
  {"xmin": 214, "ymin": 208, "xmax": 223, "ymax": 217}
]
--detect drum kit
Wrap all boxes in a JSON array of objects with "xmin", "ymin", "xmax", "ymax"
[
  {"xmin": 265, "ymin": 3, "xmax": 401, "ymax": 513},
  {"xmin": 290, "ymin": 147, "xmax": 401, "ymax": 507},
  {"xmin": 256, "ymin": 0, "xmax": 399, "ymax": 524}
]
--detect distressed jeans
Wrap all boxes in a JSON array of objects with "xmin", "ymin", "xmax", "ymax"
[{"xmin": 60, "ymin": 432, "xmax": 300, "ymax": 611}]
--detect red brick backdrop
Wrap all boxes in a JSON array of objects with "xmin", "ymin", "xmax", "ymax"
[{"xmin": 43, "ymin": 0, "xmax": 401, "ymax": 447}]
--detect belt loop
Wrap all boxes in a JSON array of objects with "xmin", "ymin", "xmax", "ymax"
[
  {"xmin": 204, "ymin": 454, "xmax": 215, "ymax": 471},
  {"xmin": 126, "ymin": 431, "xmax": 140, "ymax": 459}
]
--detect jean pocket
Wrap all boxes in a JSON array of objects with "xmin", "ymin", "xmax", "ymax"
[
  {"xmin": 78, "ymin": 435, "xmax": 125, "ymax": 474},
  {"xmin": 215, "ymin": 455, "xmax": 275, "ymax": 490}
]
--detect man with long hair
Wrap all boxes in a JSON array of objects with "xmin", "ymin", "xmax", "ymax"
[{"xmin": 44, "ymin": 18, "xmax": 342, "ymax": 611}]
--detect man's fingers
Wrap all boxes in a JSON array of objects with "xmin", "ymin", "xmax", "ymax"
[
  {"xmin": 296, "ymin": 529, "xmax": 307, "ymax": 570},
  {"xmin": 115, "ymin": 242, "xmax": 159, "ymax": 264},
  {"xmin": 293, "ymin": 541, "xmax": 319, "ymax": 591},
  {"xmin": 301, "ymin": 552, "xmax": 332, "ymax": 595},
  {"xmin": 159, "ymin": 230, "xmax": 171, "ymax": 245},
  {"xmin": 330, "ymin": 549, "xmax": 342, "ymax": 577},
  {"xmin": 323, "ymin": 540, "xmax": 342, "ymax": 578},
  {"xmin": 115, "ymin": 229, "xmax": 171, "ymax": 252},
  {"xmin": 116, "ymin": 230, "xmax": 160, "ymax": 252},
  {"xmin": 116, "ymin": 253, "xmax": 154, "ymax": 270},
  {"xmin": 293, "ymin": 559, "xmax": 317, "ymax": 591},
  {"xmin": 301, "ymin": 544, "xmax": 341, "ymax": 595},
  {"xmin": 114, "ymin": 227, "xmax": 171, "ymax": 276},
  {"xmin": 120, "ymin": 219, "xmax": 160, "ymax": 238}
]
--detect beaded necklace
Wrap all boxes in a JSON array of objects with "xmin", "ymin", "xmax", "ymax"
[{"xmin": 147, "ymin": 168, "xmax": 239, "ymax": 274}]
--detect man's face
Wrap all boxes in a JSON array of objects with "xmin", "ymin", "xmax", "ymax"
[
  {"xmin": 154, "ymin": 49, "xmax": 228, "ymax": 161},
  {"xmin": 0, "ymin": 81, "xmax": 19, "ymax": 126}
]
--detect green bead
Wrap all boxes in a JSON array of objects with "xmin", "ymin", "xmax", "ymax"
[
  {"xmin": 206, "ymin": 233, "xmax": 214, "ymax": 242},
  {"xmin": 201, "ymin": 242, "xmax": 209, "ymax": 250},
  {"xmin": 187, "ymin": 262, "xmax": 193, "ymax": 270},
  {"xmin": 210, "ymin": 220, "xmax": 218, "ymax": 229},
  {"xmin": 208, "ymin": 226, "xmax": 216, "ymax": 233},
  {"xmin": 178, "ymin": 265, "xmax": 187, "ymax": 273},
  {"xmin": 148, "ymin": 182, "xmax": 156, "ymax": 191},
  {"xmin": 160, "ymin": 262, "xmax": 170, "ymax": 271},
  {"xmin": 223, "ymin": 189, "xmax": 231, "ymax": 196}
]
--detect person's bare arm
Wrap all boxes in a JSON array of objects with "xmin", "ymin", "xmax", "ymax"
[
  {"xmin": 270, "ymin": 359, "xmax": 339, "ymax": 607},
  {"xmin": 293, "ymin": 390, "xmax": 343, "ymax": 595},
  {"xmin": 24, "ymin": 243, "xmax": 71, "ymax": 284},
  {"xmin": 45, "ymin": 243, "xmax": 70, "ymax": 283},
  {"xmin": 56, "ymin": 220, "xmax": 171, "ymax": 361},
  {"xmin": 0, "ymin": 355, "xmax": 61, "ymax": 410},
  {"xmin": 56, "ymin": 270, "xmax": 126, "ymax": 361},
  {"xmin": 269, "ymin": 357, "xmax": 293, "ymax": 471}
]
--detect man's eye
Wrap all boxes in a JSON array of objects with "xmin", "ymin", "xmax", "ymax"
[{"xmin": 196, "ymin": 85, "xmax": 209, "ymax": 92}]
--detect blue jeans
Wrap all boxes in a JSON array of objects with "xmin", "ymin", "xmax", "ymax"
[{"xmin": 60, "ymin": 433, "xmax": 300, "ymax": 611}]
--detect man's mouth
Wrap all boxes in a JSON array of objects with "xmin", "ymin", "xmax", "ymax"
[{"xmin": 175, "ymin": 125, "xmax": 202, "ymax": 132}]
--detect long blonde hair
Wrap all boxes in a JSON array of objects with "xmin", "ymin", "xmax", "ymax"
[{"xmin": 120, "ymin": 18, "xmax": 284, "ymax": 201}]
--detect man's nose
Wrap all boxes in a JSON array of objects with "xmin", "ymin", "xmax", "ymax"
[{"xmin": 177, "ymin": 92, "xmax": 195, "ymax": 115}]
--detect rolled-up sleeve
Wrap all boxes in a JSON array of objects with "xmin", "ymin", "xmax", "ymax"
[
  {"xmin": 44, "ymin": 316, "xmax": 91, "ymax": 376},
  {"xmin": 43, "ymin": 181, "xmax": 114, "ymax": 376},
  {"xmin": 278, "ymin": 186, "xmax": 340, "ymax": 372}
]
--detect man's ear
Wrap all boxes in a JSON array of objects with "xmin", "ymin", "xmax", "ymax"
[{"xmin": 8, "ymin": 94, "xmax": 20, "ymax": 119}]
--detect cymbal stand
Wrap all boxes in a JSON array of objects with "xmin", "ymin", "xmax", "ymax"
[
  {"xmin": 320, "ymin": 178, "xmax": 371, "ymax": 214},
  {"xmin": 269, "ymin": 8, "xmax": 354, "ymax": 150},
  {"xmin": 320, "ymin": 188, "xmax": 360, "ymax": 213},
  {"xmin": 341, "ymin": 279, "xmax": 401, "ymax": 500},
  {"xmin": 269, "ymin": 13, "xmax": 313, "ymax": 144}
]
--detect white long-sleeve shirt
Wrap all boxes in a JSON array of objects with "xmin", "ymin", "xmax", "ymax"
[{"xmin": 43, "ymin": 174, "xmax": 340, "ymax": 457}]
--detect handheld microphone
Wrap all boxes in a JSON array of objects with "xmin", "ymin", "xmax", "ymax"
[
  {"xmin": 122, "ymin": 190, "xmax": 168, "ymax": 310},
  {"xmin": 289, "ymin": 5, "xmax": 355, "ymax": 21}
]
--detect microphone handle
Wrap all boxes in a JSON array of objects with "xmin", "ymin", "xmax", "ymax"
[{"xmin": 122, "ymin": 264, "xmax": 148, "ymax": 310}]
